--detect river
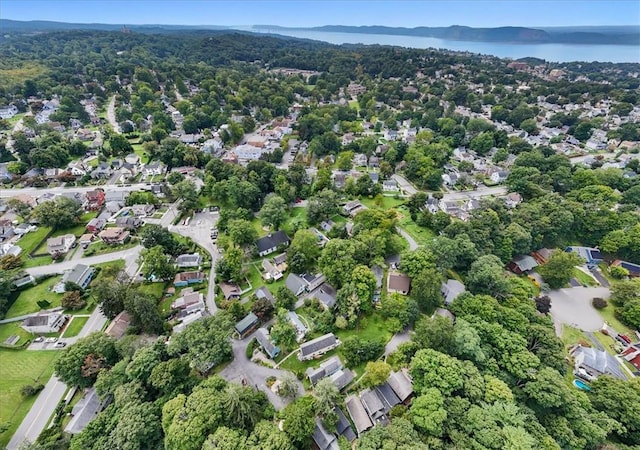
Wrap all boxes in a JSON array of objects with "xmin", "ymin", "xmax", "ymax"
[{"xmin": 248, "ymin": 28, "xmax": 640, "ymax": 63}]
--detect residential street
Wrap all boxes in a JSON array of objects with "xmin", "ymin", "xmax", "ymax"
[
  {"xmin": 106, "ymin": 95, "xmax": 121, "ymax": 133},
  {"xmin": 391, "ymin": 174, "xmax": 418, "ymax": 195},
  {"xmin": 0, "ymin": 183, "xmax": 149, "ymax": 198},
  {"xmin": 548, "ymin": 286, "xmax": 610, "ymax": 335}
]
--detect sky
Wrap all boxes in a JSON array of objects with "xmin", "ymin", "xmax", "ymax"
[{"xmin": 1, "ymin": 0, "xmax": 639, "ymax": 28}]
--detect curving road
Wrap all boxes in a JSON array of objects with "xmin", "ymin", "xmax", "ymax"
[
  {"xmin": 25, "ymin": 246, "xmax": 142, "ymax": 278},
  {"xmin": 106, "ymin": 95, "xmax": 121, "ymax": 133}
]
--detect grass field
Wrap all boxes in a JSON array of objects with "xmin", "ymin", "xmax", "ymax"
[
  {"xmin": 62, "ymin": 316, "xmax": 89, "ymax": 338},
  {"xmin": 18, "ymin": 227, "xmax": 51, "ymax": 255},
  {"xmin": 85, "ymin": 239, "xmax": 138, "ymax": 257},
  {"xmin": 0, "ymin": 350, "xmax": 58, "ymax": 447},
  {"xmin": 396, "ymin": 206, "xmax": 435, "ymax": 244},
  {"xmin": 561, "ymin": 324, "xmax": 589, "ymax": 347},
  {"xmin": 359, "ymin": 196, "xmax": 405, "ymax": 210},
  {"xmin": 598, "ymin": 303, "xmax": 634, "ymax": 335},
  {"xmin": 6, "ymin": 277, "xmax": 63, "ymax": 319},
  {"xmin": 0, "ymin": 322, "xmax": 32, "ymax": 346},
  {"xmin": 572, "ymin": 269, "xmax": 597, "ymax": 287}
]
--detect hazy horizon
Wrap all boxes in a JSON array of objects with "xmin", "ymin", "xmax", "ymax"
[{"xmin": 2, "ymin": 1, "xmax": 639, "ymax": 28}]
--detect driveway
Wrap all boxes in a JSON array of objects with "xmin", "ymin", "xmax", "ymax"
[
  {"xmin": 548, "ymin": 286, "xmax": 610, "ymax": 334},
  {"xmin": 397, "ymin": 227, "xmax": 419, "ymax": 250},
  {"xmin": 219, "ymin": 337, "xmax": 303, "ymax": 410}
]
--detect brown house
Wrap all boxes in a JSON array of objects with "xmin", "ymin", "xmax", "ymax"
[
  {"xmin": 387, "ymin": 272, "xmax": 411, "ymax": 295},
  {"xmin": 98, "ymin": 227, "xmax": 130, "ymax": 245}
]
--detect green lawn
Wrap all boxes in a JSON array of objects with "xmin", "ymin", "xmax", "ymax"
[
  {"xmin": 572, "ymin": 269, "xmax": 597, "ymax": 287},
  {"xmin": 561, "ymin": 324, "xmax": 589, "ymax": 347},
  {"xmin": 598, "ymin": 303, "xmax": 634, "ymax": 335},
  {"xmin": 90, "ymin": 260, "xmax": 126, "ymax": 285},
  {"xmin": 139, "ymin": 282, "xmax": 167, "ymax": 300},
  {"xmin": 396, "ymin": 206, "xmax": 435, "ymax": 244},
  {"xmin": 360, "ymin": 196, "xmax": 405, "ymax": 210},
  {"xmin": 22, "ymin": 255, "xmax": 54, "ymax": 268},
  {"xmin": 62, "ymin": 316, "xmax": 89, "ymax": 338},
  {"xmin": 84, "ymin": 239, "xmax": 138, "ymax": 257},
  {"xmin": 0, "ymin": 350, "xmax": 58, "ymax": 447},
  {"xmin": 18, "ymin": 226, "xmax": 51, "ymax": 255},
  {"xmin": 0, "ymin": 322, "xmax": 32, "ymax": 346},
  {"xmin": 131, "ymin": 143, "xmax": 150, "ymax": 164},
  {"xmin": 6, "ymin": 277, "xmax": 63, "ymax": 319}
]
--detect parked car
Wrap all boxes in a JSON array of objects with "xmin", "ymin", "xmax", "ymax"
[
  {"xmin": 54, "ymin": 342, "xmax": 67, "ymax": 348},
  {"xmin": 33, "ymin": 336, "xmax": 44, "ymax": 343},
  {"xmin": 45, "ymin": 337, "xmax": 58, "ymax": 344}
]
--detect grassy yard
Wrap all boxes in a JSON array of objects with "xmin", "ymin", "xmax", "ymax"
[
  {"xmin": 139, "ymin": 282, "xmax": 167, "ymax": 300},
  {"xmin": 572, "ymin": 269, "xmax": 597, "ymax": 287},
  {"xmin": 561, "ymin": 324, "xmax": 589, "ymax": 347},
  {"xmin": 598, "ymin": 303, "xmax": 634, "ymax": 335},
  {"xmin": 18, "ymin": 226, "xmax": 51, "ymax": 255},
  {"xmin": 62, "ymin": 316, "xmax": 89, "ymax": 338},
  {"xmin": 131, "ymin": 143, "xmax": 150, "ymax": 164},
  {"xmin": 90, "ymin": 260, "xmax": 125, "ymax": 285},
  {"xmin": 84, "ymin": 239, "xmax": 138, "ymax": 257},
  {"xmin": 22, "ymin": 255, "xmax": 54, "ymax": 268},
  {"xmin": 0, "ymin": 322, "xmax": 32, "ymax": 346},
  {"xmin": 396, "ymin": 206, "xmax": 435, "ymax": 244},
  {"xmin": 6, "ymin": 277, "xmax": 63, "ymax": 319},
  {"xmin": 0, "ymin": 349, "xmax": 58, "ymax": 447},
  {"xmin": 360, "ymin": 196, "xmax": 406, "ymax": 210}
]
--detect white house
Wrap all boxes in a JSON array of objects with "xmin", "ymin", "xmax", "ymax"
[
  {"xmin": 0, "ymin": 104, "xmax": 18, "ymax": 119},
  {"xmin": 47, "ymin": 234, "xmax": 76, "ymax": 257},
  {"xmin": 21, "ymin": 312, "xmax": 67, "ymax": 334}
]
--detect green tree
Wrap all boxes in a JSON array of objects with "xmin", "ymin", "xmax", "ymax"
[
  {"xmin": 33, "ymin": 196, "xmax": 83, "ymax": 230},
  {"xmin": 202, "ymin": 427, "xmax": 247, "ymax": 450},
  {"xmin": 141, "ymin": 245, "xmax": 176, "ymax": 281},
  {"xmin": 222, "ymin": 383, "xmax": 268, "ymax": 430},
  {"xmin": 54, "ymin": 332, "xmax": 120, "ymax": 388},
  {"xmin": 411, "ymin": 268, "xmax": 443, "ymax": 312},
  {"xmin": 287, "ymin": 229, "xmax": 321, "ymax": 274},
  {"xmin": 409, "ymin": 348, "xmax": 463, "ymax": 395},
  {"xmin": 139, "ymin": 224, "xmax": 184, "ymax": 256},
  {"xmin": 410, "ymin": 388, "xmax": 447, "ymax": 437},
  {"xmin": 380, "ymin": 293, "xmax": 419, "ymax": 332},
  {"xmin": 172, "ymin": 179, "xmax": 199, "ymax": 213},
  {"xmin": 314, "ymin": 377, "xmax": 340, "ymax": 424},
  {"xmin": 281, "ymin": 396, "xmax": 316, "ymax": 447},
  {"xmin": 590, "ymin": 377, "xmax": 640, "ymax": 446},
  {"xmin": 275, "ymin": 286, "xmax": 297, "ymax": 311},
  {"xmin": 227, "ymin": 219, "xmax": 258, "ymax": 246},
  {"xmin": 109, "ymin": 134, "xmax": 134, "ymax": 155},
  {"xmin": 259, "ymin": 194, "xmax": 287, "ymax": 230},
  {"xmin": 125, "ymin": 292, "xmax": 165, "ymax": 335},
  {"xmin": 363, "ymin": 361, "xmax": 391, "ymax": 387},
  {"xmin": 466, "ymin": 255, "xmax": 508, "ymax": 297},
  {"xmin": 537, "ymin": 251, "xmax": 583, "ymax": 289},
  {"xmin": 307, "ymin": 189, "xmax": 339, "ymax": 225},
  {"xmin": 270, "ymin": 310, "xmax": 297, "ymax": 351}
]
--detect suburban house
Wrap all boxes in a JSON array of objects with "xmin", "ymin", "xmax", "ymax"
[
  {"xmin": 507, "ymin": 255, "xmax": 539, "ymax": 274},
  {"xmin": 115, "ymin": 216, "xmax": 143, "ymax": 230},
  {"xmin": 47, "ymin": 234, "xmax": 76, "ymax": 257},
  {"xmin": 13, "ymin": 274, "xmax": 35, "ymax": 289},
  {"xmin": 79, "ymin": 233, "xmax": 94, "ymax": 247},
  {"xmin": 261, "ymin": 258, "xmax": 283, "ymax": 281},
  {"xmin": 235, "ymin": 312, "xmax": 260, "ymax": 339},
  {"xmin": 171, "ymin": 288, "xmax": 204, "ymax": 310},
  {"xmin": 104, "ymin": 311, "xmax": 131, "ymax": 339},
  {"xmin": 387, "ymin": 272, "xmax": 411, "ymax": 295},
  {"xmin": 621, "ymin": 343, "xmax": 640, "ymax": 370},
  {"xmin": 343, "ymin": 200, "xmax": 367, "ymax": 217},
  {"xmin": 64, "ymin": 387, "xmax": 106, "ymax": 435},
  {"xmin": 433, "ymin": 307, "xmax": 456, "ymax": 322},
  {"xmin": 255, "ymin": 231, "xmax": 290, "ymax": 257},
  {"xmin": 176, "ymin": 253, "xmax": 203, "ymax": 268},
  {"xmin": 386, "ymin": 370, "xmax": 414, "ymax": 404},
  {"xmin": 303, "ymin": 273, "xmax": 326, "ymax": 292},
  {"xmin": 566, "ymin": 246, "xmax": 603, "ymax": 266},
  {"xmin": 98, "ymin": 227, "xmax": 130, "ymax": 245},
  {"xmin": 346, "ymin": 395, "xmax": 374, "ymax": 436},
  {"xmin": 131, "ymin": 204, "xmax": 155, "ymax": 217},
  {"xmin": 85, "ymin": 190, "xmax": 105, "ymax": 210},
  {"xmin": 441, "ymin": 279, "xmax": 466, "ymax": 305},
  {"xmin": 21, "ymin": 312, "xmax": 67, "ymax": 334},
  {"xmin": 286, "ymin": 273, "xmax": 307, "ymax": 296},
  {"xmin": 287, "ymin": 311, "xmax": 308, "ymax": 342},
  {"xmin": 104, "ymin": 191, "xmax": 127, "ymax": 206},
  {"xmin": 142, "ymin": 161, "xmax": 167, "ymax": 176},
  {"xmin": 91, "ymin": 162, "xmax": 112, "ymax": 179},
  {"xmin": 382, "ymin": 179, "xmax": 399, "ymax": 191},
  {"xmin": 611, "ymin": 260, "xmax": 640, "ymax": 277},
  {"xmin": 273, "ymin": 253, "xmax": 288, "ymax": 272},
  {"xmin": 174, "ymin": 271, "xmax": 206, "ymax": 287},
  {"xmin": 255, "ymin": 286, "xmax": 275, "ymax": 305},
  {"xmin": 86, "ymin": 218, "xmax": 106, "ymax": 234},
  {"xmin": 255, "ymin": 327, "xmax": 280, "ymax": 359},
  {"xmin": 314, "ymin": 283, "xmax": 337, "ymax": 309},
  {"xmin": 306, "ymin": 356, "xmax": 344, "ymax": 385},
  {"xmin": 54, "ymin": 264, "xmax": 95, "ymax": 293},
  {"xmin": 311, "ymin": 419, "xmax": 340, "ymax": 450},
  {"xmin": 570, "ymin": 345, "xmax": 626, "ymax": 381},
  {"xmin": 299, "ymin": 333, "xmax": 341, "ymax": 361},
  {"xmin": 334, "ymin": 408, "xmax": 357, "ymax": 443},
  {"xmin": 219, "ymin": 282, "xmax": 241, "ymax": 301}
]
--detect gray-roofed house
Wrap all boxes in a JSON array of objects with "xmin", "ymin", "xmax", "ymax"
[
  {"xmin": 255, "ymin": 286, "xmax": 275, "ymax": 305},
  {"xmin": 299, "ymin": 333, "xmax": 340, "ymax": 361},
  {"xmin": 375, "ymin": 382, "xmax": 401, "ymax": 411},
  {"xmin": 255, "ymin": 231, "xmax": 290, "ymax": 257},
  {"xmin": 176, "ymin": 253, "xmax": 203, "ymax": 268},
  {"xmin": 441, "ymin": 279, "xmax": 466, "ymax": 305},
  {"xmin": 64, "ymin": 388, "xmax": 106, "ymax": 434},
  {"xmin": 255, "ymin": 327, "xmax": 280, "ymax": 359},
  {"xmin": 21, "ymin": 312, "xmax": 67, "ymax": 334},
  {"xmin": 387, "ymin": 272, "xmax": 411, "ymax": 295},
  {"xmin": 387, "ymin": 370, "xmax": 414, "ymax": 403},
  {"xmin": 115, "ymin": 216, "xmax": 143, "ymax": 230},
  {"xmin": 311, "ymin": 418, "xmax": 340, "ymax": 450},
  {"xmin": 571, "ymin": 345, "xmax": 626, "ymax": 381},
  {"xmin": 287, "ymin": 311, "xmax": 308, "ymax": 341},
  {"xmin": 314, "ymin": 283, "xmax": 337, "ymax": 309},
  {"xmin": 219, "ymin": 282, "xmax": 241, "ymax": 301},
  {"xmin": 508, "ymin": 255, "xmax": 539, "ymax": 274},
  {"xmin": 131, "ymin": 204, "xmax": 155, "ymax": 217},
  {"xmin": 262, "ymin": 258, "xmax": 282, "ymax": 281},
  {"xmin": 345, "ymin": 395, "xmax": 374, "ymax": 436},
  {"xmin": 360, "ymin": 389, "xmax": 387, "ymax": 424},
  {"xmin": 235, "ymin": 312, "xmax": 260, "ymax": 339},
  {"xmin": 330, "ymin": 368, "xmax": 355, "ymax": 391},
  {"xmin": 334, "ymin": 408, "xmax": 356, "ymax": 442},
  {"xmin": 54, "ymin": 264, "xmax": 95, "ymax": 293},
  {"xmin": 47, "ymin": 234, "xmax": 76, "ymax": 257},
  {"xmin": 306, "ymin": 355, "xmax": 343, "ymax": 385},
  {"xmin": 286, "ymin": 273, "xmax": 307, "ymax": 296}
]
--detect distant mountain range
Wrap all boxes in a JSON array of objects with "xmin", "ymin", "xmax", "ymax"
[
  {"xmin": 253, "ymin": 24, "xmax": 640, "ymax": 45},
  {"xmin": 1, "ymin": 19, "xmax": 638, "ymax": 45}
]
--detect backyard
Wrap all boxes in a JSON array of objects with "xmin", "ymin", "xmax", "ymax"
[
  {"xmin": 5, "ymin": 276, "xmax": 63, "ymax": 319},
  {"xmin": 395, "ymin": 206, "xmax": 436, "ymax": 244},
  {"xmin": 0, "ymin": 350, "xmax": 58, "ymax": 447}
]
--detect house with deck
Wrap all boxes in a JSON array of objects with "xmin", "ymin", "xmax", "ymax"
[{"xmin": 299, "ymin": 333, "xmax": 340, "ymax": 361}]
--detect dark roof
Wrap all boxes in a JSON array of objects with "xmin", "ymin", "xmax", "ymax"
[
  {"xmin": 615, "ymin": 260, "xmax": 640, "ymax": 274},
  {"xmin": 375, "ymin": 383, "xmax": 401, "ymax": 411},
  {"xmin": 510, "ymin": 255, "xmax": 538, "ymax": 272},
  {"xmin": 345, "ymin": 395, "xmax": 373, "ymax": 436},
  {"xmin": 255, "ymin": 328, "xmax": 279, "ymax": 358},
  {"xmin": 255, "ymin": 231, "xmax": 289, "ymax": 253},
  {"xmin": 360, "ymin": 389, "xmax": 386, "ymax": 421},
  {"xmin": 388, "ymin": 272, "xmax": 411, "ymax": 293},
  {"xmin": 255, "ymin": 286, "xmax": 275, "ymax": 304},
  {"xmin": 387, "ymin": 370, "xmax": 414, "ymax": 401},
  {"xmin": 312, "ymin": 419, "xmax": 338, "ymax": 450},
  {"xmin": 334, "ymin": 408, "xmax": 357, "ymax": 442},
  {"xmin": 300, "ymin": 333, "xmax": 338, "ymax": 357},
  {"xmin": 330, "ymin": 368, "xmax": 355, "ymax": 391},
  {"xmin": 235, "ymin": 312, "xmax": 259, "ymax": 335},
  {"xmin": 315, "ymin": 283, "xmax": 337, "ymax": 308}
]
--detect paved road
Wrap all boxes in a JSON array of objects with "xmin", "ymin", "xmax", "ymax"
[
  {"xmin": 391, "ymin": 174, "xmax": 418, "ymax": 195},
  {"xmin": 170, "ymin": 210, "xmax": 219, "ymax": 314},
  {"xmin": 570, "ymin": 152, "xmax": 617, "ymax": 165},
  {"xmin": 25, "ymin": 246, "xmax": 142, "ymax": 277},
  {"xmin": 384, "ymin": 329, "xmax": 411, "ymax": 357},
  {"xmin": 0, "ymin": 183, "xmax": 149, "ymax": 198},
  {"xmin": 7, "ymin": 305, "xmax": 109, "ymax": 449},
  {"xmin": 548, "ymin": 286, "xmax": 610, "ymax": 333},
  {"xmin": 106, "ymin": 95, "xmax": 120, "ymax": 133},
  {"xmin": 397, "ymin": 227, "xmax": 419, "ymax": 250},
  {"xmin": 219, "ymin": 337, "xmax": 303, "ymax": 410},
  {"xmin": 442, "ymin": 185, "xmax": 507, "ymax": 201}
]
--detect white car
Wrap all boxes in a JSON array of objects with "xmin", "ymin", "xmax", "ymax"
[{"xmin": 45, "ymin": 337, "xmax": 58, "ymax": 344}]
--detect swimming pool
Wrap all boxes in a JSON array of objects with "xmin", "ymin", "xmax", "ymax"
[{"xmin": 573, "ymin": 379, "xmax": 591, "ymax": 391}]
